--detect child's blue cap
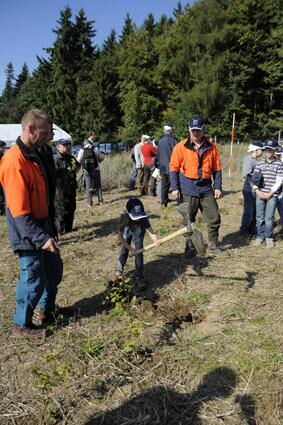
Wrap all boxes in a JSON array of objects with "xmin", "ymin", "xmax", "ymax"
[{"xmin": 126, "ymin": 198, "xmax": 148, "ymax": 221}]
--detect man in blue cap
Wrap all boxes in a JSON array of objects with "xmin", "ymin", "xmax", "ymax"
[
  {"xmin": 170, "ymin": 115, "xmax": 222, "ymax": 256},
  {"xmin": 54, "ymin": 139, "xmax": 80, "ymax": 234}
]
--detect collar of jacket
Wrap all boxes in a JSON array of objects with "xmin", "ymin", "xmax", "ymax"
[
  {"xmin": 184, "ymin": 137, "xmax": 212, "ymax": 153},
  {"xmin": 16, "ymin": 137, "xmax": 41, "ymax": 162}
]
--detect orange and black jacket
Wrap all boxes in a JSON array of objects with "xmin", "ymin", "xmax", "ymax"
[
  {"xmin": 0, "ymin": 138, "xmax": 54, "ymax": 252},
  {"xmin": 170, "ymin": 138, "xmax": 222, "ymax": 197}
]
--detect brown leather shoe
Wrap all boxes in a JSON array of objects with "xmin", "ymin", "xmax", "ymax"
[{"xmin": 12, "ymin": 324, "xmax": 46, "ymax": 339}]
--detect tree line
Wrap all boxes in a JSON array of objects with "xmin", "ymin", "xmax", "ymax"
[{"xmin": 0, "ymin": 0, "xmax": 282, "ymax": 142}]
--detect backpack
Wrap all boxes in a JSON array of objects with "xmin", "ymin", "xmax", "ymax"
[{"xmin": 82, "ymin": 147, "xmax": 98, "ymax": 172}]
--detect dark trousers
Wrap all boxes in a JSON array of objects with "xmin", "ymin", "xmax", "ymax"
[
  {"xmin": 161, "ymin": 173, "xmax": 170, "ymax": 206},
  {"xmin": 55, "ymin": 193, "xmax": 76, "ymax": 234},
  {"xmin": 129, "ymin": 162, "xmax": 137, "ymax": 190},
  {"xmin": 240, "ymin": 181, "xmax": 256, "ymax": 235},
  {"xmin": 277, "ymin": 194, "xmax": 283, "ymax": 226},
  {"xmin": 142, "ymin": 164, "xmax": 155, "ymax": 196},
  {"xmin": 0, "ymin": 185, "xmax": 5, "ymax": 215},
  {"xmin": 183, "ymin": 192, "xmax": 221, "ymax": 242},
  {"xmin": 116, "ymin": 227, "xmax": 145, "ymax": 279},
  {"xmin": 85, "ymin": 170, "xmax": 103, "ymax": 205}
]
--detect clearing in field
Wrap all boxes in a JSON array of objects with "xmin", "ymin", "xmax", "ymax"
[{"xmin": 0, "ymin": 163, "xmax": 282, "ymax": 425}]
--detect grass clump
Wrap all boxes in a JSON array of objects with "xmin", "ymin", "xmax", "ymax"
[
  {"xmin": 81, "ymin": 338, "xmax": 105, "ymax": 358},
  {"xmin": 187, "ymin": 291, "xmax": 209, "ymax": 306}
]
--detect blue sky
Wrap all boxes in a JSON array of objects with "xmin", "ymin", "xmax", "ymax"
[{"xmin": 0, "ymin": 0, "xmax": 188, "ymax": 93}]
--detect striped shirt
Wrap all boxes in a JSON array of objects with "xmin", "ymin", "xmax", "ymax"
[{"xmin": 253, "ymin": 159, "xmax": 283, "ymax": 196}]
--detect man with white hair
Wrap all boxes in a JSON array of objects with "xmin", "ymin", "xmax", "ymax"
[
  {"xmin": 157, "ymin": 125, "xmax": 177, "ymax": 207},
  {"xmin": 134, "ymin": 135, "xmax": 146, "ymax": 195}
]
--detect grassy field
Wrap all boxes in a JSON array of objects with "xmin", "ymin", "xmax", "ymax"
[{"xmin": 0, "ymin": 145, "xmax": 282, "ymax": 425}]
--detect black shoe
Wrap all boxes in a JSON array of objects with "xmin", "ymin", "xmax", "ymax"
[{"xmin": 184, "ymin": 240, "xmax": 197, "ymax": 258}]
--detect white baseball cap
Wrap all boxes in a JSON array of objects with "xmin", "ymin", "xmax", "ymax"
[{"xmin": 163, "ymin": 125, "xmax": 173, "ymax": 132}]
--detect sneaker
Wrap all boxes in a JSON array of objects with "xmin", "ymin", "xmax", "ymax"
[
  {"xmin": 206, "ymin": 241, "xmax": 222, "ymax": 255},
  {"xmin": 253, "ymin": 238, "xmax": 264, "ymax": 247},
  {"xmin": 12, "ymin": 324, "xmax": 46, "ymax": 339},
  {"xmin": 266, "ymin": 238, "xmax": 275, "ymax": 248}
]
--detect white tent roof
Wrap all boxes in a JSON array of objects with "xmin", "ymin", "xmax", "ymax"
[{"xmin": 0, "ymin": 124, "xmax": 72, "ymax": 147}]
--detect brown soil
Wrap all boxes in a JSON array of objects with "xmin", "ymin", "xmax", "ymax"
[{"xmin": 0, "ymin": 172, "xmax": 282, "ymax": 425}]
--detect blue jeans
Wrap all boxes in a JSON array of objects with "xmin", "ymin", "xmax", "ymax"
[
  {"xmin": 240, "ymin": 180, "xmax": 256, "ymax": 235},
  {"xmin": 129, "ymin": 162, "xmax": 137, "ymax": 190},
  {"xmin": 256, "ymin": 197, "xmax": 277, "ymax": 240},
  {"xmin": 116, "ymin": 227, "xmax": 145, "ymax": 279},
  {"xmin": 14, "ymin": 250, "xmax": 63, "ymax": 327}
]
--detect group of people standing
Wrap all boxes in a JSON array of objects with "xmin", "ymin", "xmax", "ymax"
[
  {"xmin": 240, "ymin": 139, "xmax": 283, "ymax": 247},
  {"xmin": 0, "ymin": 107, "xmax": 282, "ymax": 339},
  {"xmin": 131, "ymin": 126, "xmax": 178, "ymax": 206}
]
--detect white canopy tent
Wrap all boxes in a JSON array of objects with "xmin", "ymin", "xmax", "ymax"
[{"xmin": 0, "ymin": 124, "xmax": 72, "ymax": 147}]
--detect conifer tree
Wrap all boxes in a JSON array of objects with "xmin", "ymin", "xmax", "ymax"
[
  {"xmin": 46, "ymin": 7, "xmax": 77, "ymax": 133},
  {"xmin": 14, "ymin": 63, "xmax": 29, "ymax": 96}
]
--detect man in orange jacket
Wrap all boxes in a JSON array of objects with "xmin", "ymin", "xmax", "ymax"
[
  {"xmin": 0, "ymin": 109, "xmax": 63, "ymax": 338},
  {"xmin": 170, "ymin": 115, "xmax": 222, "ymax": 255}
]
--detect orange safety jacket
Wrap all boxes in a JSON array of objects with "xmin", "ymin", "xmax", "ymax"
[
  {"xmin": 170, "ymin": 138, "xmax": 221, "ymax": 179},
  {"xmin": 0, "ymin": 138, "xmax": 52, "ymax": 251}
]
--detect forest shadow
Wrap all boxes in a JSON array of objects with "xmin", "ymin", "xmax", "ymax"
[{"xmin": 83, "ymin": 367, "xmax": 257, "ymax": 425}]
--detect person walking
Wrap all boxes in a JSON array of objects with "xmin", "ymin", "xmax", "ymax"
[
  {"xmin": 140, "ymin": 136, "xmax": 157, "ymax": 196},
  {"xmin": 54, "ymin": 139, "xmax": 80, "ymax": 233},
  {"xmin": 157, "ymin": 125, "xmax": 177, "ymax": 207},
  {"xmin": 252, "ymin": 139, "xmax": 283, "ymax": 248},
  {"xmin": 239, "ymin": 141, "xmax": 264, "ymax": 236},
  {"xmin": 170, "ymin": 115, "xmax": 222, "ymax": 256},
  {"xmin": 0, "ymin": 109, "xmax": 63, "ymax": 338},
  {"xmin": 77, "ymin": 135, "xmax": 105, "ymax": 206}
]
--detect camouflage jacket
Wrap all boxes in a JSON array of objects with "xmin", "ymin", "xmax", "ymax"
[{"xmin": 54, "ymin": 152, "xmax": 79, "ymax": 194}]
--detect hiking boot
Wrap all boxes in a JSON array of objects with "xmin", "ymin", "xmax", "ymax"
[
  {"xmin": 266, "ymin": 238, "xmax": 275, "ymax": 248},
  {"xmin": 253, "ymin": 238, "xmax": 264, "ymax": 247},
  {"xmin": 206, "ymin": 241, "xmax": 222, "ymax": 255},
  {"xmin": 12, "ymin": 324, "xmax": 46, "ymax": 339}
]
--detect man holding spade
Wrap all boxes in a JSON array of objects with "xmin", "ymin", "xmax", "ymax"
[{"xmin": 170, "ymin": 115, "xmax": 222, "ymax": 256}]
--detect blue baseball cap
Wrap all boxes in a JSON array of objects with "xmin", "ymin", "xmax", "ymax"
[
  {"xmin": 126, "ymin": 198, "xmax": 148, "ymax": 221},
  {"xmin": 56, "ymin": 139, "xmax": 71, "ymax": 146},
  {"xmin": 188, "ymin": 115, "xmax": 205, "ymax": 131},
  {"xmin": 263, "ymin": 139, "xmax": 278, "ymax": 150}
]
